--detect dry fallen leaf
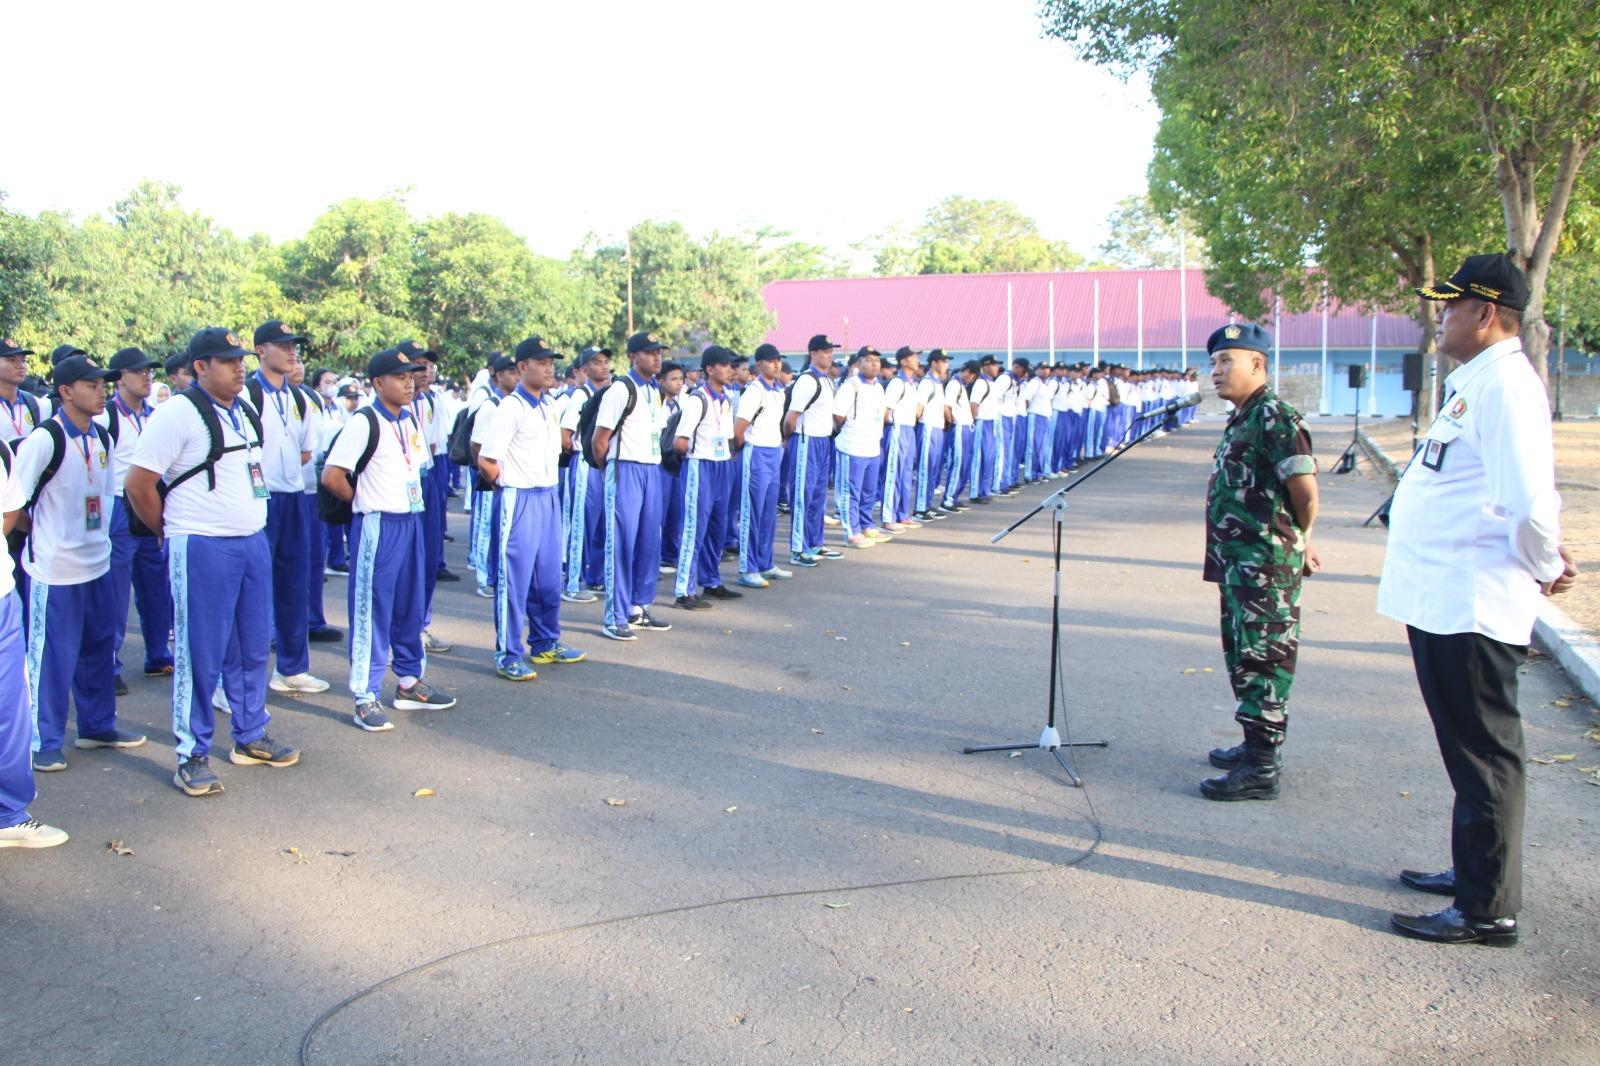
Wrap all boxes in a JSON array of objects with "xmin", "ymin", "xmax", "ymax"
[
  {"xmin": 106, "ymin": 839, "xmax": 133, "ymax": 857},
  {"xmin": 413, "ymin": 788, "xmax": 436, "ymax": 797},
  {"xmin": 822, "ymin": 902, "xmax": 850, "ymax": 910},
  {"xmin": 841, "ymin": 685, "xmax": 851, "ymax": 691},
  {"xmin": 1181, "ymin": 668, "xmax": 1198, "ymax": 675},
  {"xmin": 723, "ymin": 806, "xmax": 738, "ymax": 814},
  {"xmin": 1551, "ymin": 754, "xmax": 1577, "ymax": 763},
  {"xmin": 1202, "ymin": 667, "xmax": 1214, "ymax": 673},
  {"xmin": 604, "ymin": 797, "xmax": 627, "ymax": 807},
  {"xmin": 1399, "ymin": 791, "xmax": 1411, "ymax": 799},
  {"xmin": 1008, "ymin": 751, "xmax": 1023, "ymax": 758},
  {"xmin": 1530, "ymin": 757, "xmax": 1553, "ymax": 765},
  {"xmin": 810, "ymin": 728, "xmax": 825, "ymax": 735},
  {"xmin": 1553, "ymin": 699, "xmax": 1572, "ymax": 708},
  {"xmin": 835, "ymin": 636, "xmax": 848, "ymax": 642}
]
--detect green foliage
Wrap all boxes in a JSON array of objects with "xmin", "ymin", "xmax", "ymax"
[
  {"xmin": 866, "ymin": 196, "xmax": 1086, "ymax": 276},
  {"xmin": 1097, "ymin": 193, "xmax": 1205, "ymax": 270}
]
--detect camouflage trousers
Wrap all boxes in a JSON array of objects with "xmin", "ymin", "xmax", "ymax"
[{"xmin": 1218, "ymin": 581, "xmax": 1302, "ymax": 743}]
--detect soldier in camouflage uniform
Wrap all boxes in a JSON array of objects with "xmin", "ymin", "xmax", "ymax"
[{"xmin": 1200, "ymin": 323, "xmax": 1321, "ymax": 800}]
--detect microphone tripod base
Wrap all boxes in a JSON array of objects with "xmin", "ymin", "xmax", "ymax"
[{"xmin": 963, "ymin": 728, "xmax": 1109, "ymax": 788}]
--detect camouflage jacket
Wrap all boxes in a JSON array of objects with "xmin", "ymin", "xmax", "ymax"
[{"xmin": 1204, "ymin": 386, "xmax": 1317, "ymax": 587}]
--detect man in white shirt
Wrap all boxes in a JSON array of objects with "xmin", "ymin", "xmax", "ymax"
[
  {"xmin": 735, "ymin": 345, "xmax": 791, "ymax": 587},
  {"xmin": 784, "ymin": 335, "xmax": 845, "ymax": 566},
  {"xmin": 560, "ymin": 346, "xmax": 612, "ymax": 603},
  {"xmin": 1050, "ymin": 364, "xmax": 1076, "ymax": 476},
  {"xmin": 301, "ymin": 366, "xmax": 347, "ymax": 639},
  {"xmin": 940, "ymin": 361, "xmax": 978, "ymax": 512},
  {"xmin": 832, "ymin": 347, "xmax": 890, "ymax": 549},
  {"xmin": 322, "ymin": 346, "xmax": 458, "ymax": 731},
  {"xmin": 592, "ymin": 331, "xmax": 672, "ymax": 640},
  {"xmin": 395, "ymin": 341, "xmax": 453, "ymax": 653},
  {"xmin": 671, "ymin": 347, "xmax": 743, "ymax": 607},
  {"xmin": 246, "ymin": 321, "xmax": 327, "ymax": 696},
  {"xmin": 657, "ymin": 361, "xmax": 688, "ymax": 576},
  {"xmin": 98, "ymin": 347, "xmax": 174, "ymax": 689},
  {"xmin": 0, "ymin": 413, "xmax": 68, "ymax": 849},
  {"xmin": 1023, "ymin": 362, "xmax": 1055, "ymax": 482},
  {"xmin": 971, "ymin": 356, "xmax": 1003, "ymax": 504},
  {"xmin": 478, "ymin": 338, "xmax": 587, "ymax": 682},
  {"xmin": 913, "ymin": 350, "xmax": 951, "ymax": 522},
  {"xmin": 999, "ymin": 359, "xmax": 1028, "ymax": 492},
  {"xmin": 0, "ymin": 338, "xmax": 48, "ymax": 629},
  {"xmin": 468, "ymin": 356, "xmax": 517, "ymax": 597},
  {"xmin": 127, "ymin": 327, "xmax": 301, "ymax": 797},
  {"xmin": 1381, "ymin": 253, "xmax": 1578, "ymax": 946},
  {"xmin": 1084, "ymin": 368, "xmax": 1110, "ymax": 459},
  {"xmin": 17, "ymin": 355, "xmax": 147, "ymax": 773},
  {"xmin": 878, "ymin": 347, "xmax": 923, "ymax": 531}
]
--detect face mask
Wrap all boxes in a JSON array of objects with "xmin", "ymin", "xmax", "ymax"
[{"xmin": 320, "ymin": 383, "xmax": 338, "ymax": 399}]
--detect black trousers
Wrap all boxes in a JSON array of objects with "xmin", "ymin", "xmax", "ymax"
[{"xmin": 1406, "ymin": 626, "xmax": 1525, "ymax": 916}]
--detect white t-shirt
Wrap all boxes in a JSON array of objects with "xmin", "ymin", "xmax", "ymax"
[
  {"xmin": 0, "ymin": 392, "xmax": 49, "ymax": 449},
  {"xmin": 470, "ymin": 395, "xmax": 504, "ymax": 451},
  {"xmin": 997, "ymin": 374, "xmax": 1020, "ymax": 417},
  {"xmin": 251, "ymin": 375, "xmax": 315, "ymax": 494},
  {"xmin": 559, "ymin": 382, "xmax": 597, "ymax": 433},
  {"xmin": 1027, "ymin": 377, "xmax": 1055, "ymax": 416},
  {"xmin": 409, "ymin": 391, "xmax": 442, "ymax": 469},
  {"xmin": 676, "ymin": 387, "xmax": 735, "ymax": 461},
  {"xmin": 884, "ymin": 374, "xmax": 920, "ymax": 428},
  {"xmin": 96, "ymin": 395, "xmax": 155, "ymax": 496},
  {"xmin": 832, "ymin": 374, "xmax": 886, "ymax": 458},
  {"xmin": 788, "ymin": 371, "xmax": 835, "ymax": 438},
  {"xmin": 16, "ymin": 417, "xmax": 115, "ymax": 585},
  {"xmin": 0, "ymin": 447, "xmax": 21, "ymax": 598},
  {"xmin": 596, "ymin": 373, "xmax": 664, "ymax": 465},
  {"xmin": 131, "ymin": 390, "xmax": 268, "ymax": 538},
  {"xmin": 945, "ymin": 379, "xmax": 974, "ymax": 427},
  {"xmin": 299, "ymin": 393, "xmax": 322, "ymax": 494},
  {"xmin": 326, "ymin": 403, "xmax": 429, "ymax": 515},
  {"xmin": 1088, "ymin": 379, "xmax": 1109, "ymax": 411},
  {"xmin": 735, "ymin": 378, "xmax": 786, "ymax": 448},
  {"xmin": 1052, "ymin": 378, "xmax": 1075, "ymax": 412},
  {"xmin": 480, "ymin": 386, "xmax": 560, "ymax": 490},
  {"xmin": 974, "ymin": 375, "xmax": 1003, "ymax": 421},
  {"xmin": 916, "ymin": 375, "xmax": 946, "ymax": 429}
]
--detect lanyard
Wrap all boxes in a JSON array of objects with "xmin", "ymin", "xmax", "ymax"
[
  {"xmin": 702, "ymin": 387, "xmax": 727, "ymax": 433},
  {"xmin": 113, "ymin": 393, "xmax": 149, "ymax": 434},
  {"xmin": 254, "ymin": 372, "xmax": 290, "ymax": 427},
  {"xmin": 213, "ymin": 398, "xmax": 248, "ymax": 442},
  {"xmin": 60, "ymin": 414, "xmax": 95, "ymax": 474},
  {"xmin": 1, "ymin": 395, "xmax": 29, "ymax": 437},
  {"xmin": 390, "ymin": 415, "xmax": 413, "ymax": 470}
]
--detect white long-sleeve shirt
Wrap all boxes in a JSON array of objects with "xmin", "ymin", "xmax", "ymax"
[{"xmin": 1377, "ymin": 338, "xmax": 1564, "ymax": 645}]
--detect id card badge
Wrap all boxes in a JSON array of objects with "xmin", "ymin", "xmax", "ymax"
[
  {"xmin": 248, "ymin": 461, "xmax": 270, "ymax": 499},
  {"xmin": 84, "ymin": 495, "xmax": 102, "ymax": 531},
  {"xmin": 650, "ymin": 430, "xmax": 662, "ymax": 460},
  {"xmin": 1421, "ymin": 438, "xmax": 1448, "ymax": 471},
  {"xmin": 711, "ymin": 435, "xmax": 730, "ymax": 461},
  {"xmin": 405, "ymin": 476, "xmax": 426, "ymax": 513}
]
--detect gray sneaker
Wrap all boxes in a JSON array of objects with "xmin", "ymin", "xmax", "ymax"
[
  {"xmin": 230, "ymin": 735, "xmax": 300, "ymax": 767},
  {"xmin": 75, "ymin": 729, "xmax": 147, "ymax": 750},
  {"xmin": 353, "ymin": 701, "xmax": 394, "ymax": 732},
  {"xmin": 422, "ymin": 631, "xmax": 453, "ymax": 654},
  {"xmin": 393, "ymin": 680, "xmax": 457, "ymax": 710},
  {"xmin": 0, "ymin": 817, "xmax": 69, "ymax": 848},
  {"xmin": 174, "ymin": 756, "xmax": 224, "ymax": 797}
]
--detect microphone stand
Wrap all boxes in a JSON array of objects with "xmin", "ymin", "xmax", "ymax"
[{"xmin": 962, "ymin": 400, "xmax": 1194, "ymax": 785}]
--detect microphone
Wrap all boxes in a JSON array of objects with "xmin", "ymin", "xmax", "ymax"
[{"xmin": 1157, "ymin": 395, "xmax": 1201, "ymax": 417}]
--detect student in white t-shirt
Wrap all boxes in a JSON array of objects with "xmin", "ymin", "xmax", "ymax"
[
  {"xmin": 831, "ymin": 347, "xmax": 889, "ymax": 549},
  {"xmin": 127, "ymin": 327, "xmax": 301, "ymax": 798},
  {"xmin": 15, "ymin": 355, "xmax": 146, "ymax": 775},
  {"xmin": 734, "ymin": 345, "xmax": 791, "ymax": 587}
]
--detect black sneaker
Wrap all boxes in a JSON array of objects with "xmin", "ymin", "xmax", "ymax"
[
  {"xmin": 308, "ymin": 625, "xmax": 343, "ymax": 643},
  {"xmin": 353, "ymin": 700, "xmax": 394, "ymax": 732},
  {"xmin": 633, "ymin": 610, "xmax": 672, "ymax": 632},
  {"xmin": 702, "ymin": 584, "xmax": 743, "ymax": 600},
  {"xmin": 676, "ymin": 595, "xmax": 713, "ymax": 611},
  {"xmin": 814, "ymin": 547, "xmax": 844, "ymax": 560},
  {"xmin": 393, "ymin": 680, "xmax": 457, "ymax": 710},
  {"xmin": 788, "ymin": 553, "xmax": 820, "ymax": 568},
  {"xmin": 230, "ymin": 735, "xmax": 300, "ymax": 767},
  {"xmin": 602, "ymin": 622, "xmax": 637, "ymax": 641},
  {"xmin": 114, "ymin": 676, "xmax": 129, "ymax": 697},
  {"xmin": 174, "ymin": 756, "xmax": 224, "ymax": 797},
  {"xmin": 436, "ymin": 568, "xmax": 462, "ymax": 582}
]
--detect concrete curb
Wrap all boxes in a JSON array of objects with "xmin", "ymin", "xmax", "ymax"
[{"xmin": 1360, "ymin": 433, "xmax": 1600, "ymax": 705}]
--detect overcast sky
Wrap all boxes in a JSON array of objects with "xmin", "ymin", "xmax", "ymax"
[{"xmin": 6, "ymin": 0, "xmax": 1158, "ymax": 262}]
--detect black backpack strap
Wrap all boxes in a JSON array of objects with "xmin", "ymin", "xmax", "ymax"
[
  {"xmin": 23, "ymin": 421, "xmax": 66, "ymax": 515},
  {"xmin": 351, "ymin": 408, "xmax": 381, "ymax": 479},
  {"xmin": 104, "ymin": 403, "xmax": 120, "ymax": 446},
  {"xmin": 22, "ymin": 392, "xmax": 40, "ymax": 428},
  {"xmin": 245, "ymin": 379, "xmax": 263, "ymax": 416},
  {"xmin": 164, "ymin": 386, "xmax": 258, "ymax": 494}
]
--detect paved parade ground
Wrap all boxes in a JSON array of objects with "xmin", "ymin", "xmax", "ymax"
[{"xmin": 3, "ymin": 423, "xmax": 1596, "ymax": 1066}]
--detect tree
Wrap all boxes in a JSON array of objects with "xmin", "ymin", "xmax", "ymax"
[
  {"xmin": 1041, "ymin": 0, "xmax": 1600, "ymax": 385},
  {"xmin": 1097, "ymin": 193, "xmax": 1206, "ymax": 269},
  {"xmin": 749, "ymin": 226, "xmax": 849, "ymax": 284},
  {"xmin": 866, "ymin": 196, "xmax": 1086, "ymax": 276},
  {"xmin": 0, "ymin": 193, "xmax": 52, "ymax": 340}
]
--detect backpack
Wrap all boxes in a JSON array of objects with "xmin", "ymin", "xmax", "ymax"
[
  {"xmin": 12, "ymin": 417, "xmax": 118, "ymax": 559},
  {"xmin": 660, "ymin": 391, "xmax": 704, "ymax": 475},
  {"xmin": 127, "ymin": 387, "xmax": 266, "ymax": 538},
  {"xmin": 446, "ymin": 405, "xmax": 475, "ymax": 465},
  {"xmin": 578, "ymin": 378, "xmax": 636, "ymax": 469},
  {"xmin": 315, "ymin": 407, "xmax": 382, "ymax": 526},
  {"xmin": 244, "ymin": 376, "xmax": 308, "ymax": 424}
]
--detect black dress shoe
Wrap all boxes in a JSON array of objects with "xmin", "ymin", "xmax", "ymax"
[
  {"xmin": 308, "ymin": 625, "xmax": 344, "ymax": 643},
  {"xmin": 1399, "ymin": 868, "xmax": 1456, "ymax": 896},
  {"xmin": 703, "ymin": 584, "xmax": 742, "ymax": 600},
  {"xmin": 1390, "ymin": 906, "xmax": 1517, "ymax": 946}
]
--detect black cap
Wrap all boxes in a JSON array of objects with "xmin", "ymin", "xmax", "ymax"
[
  {"xmin": 728, "ymin": 354, "xmax": 748, "ymax": 368},
  {"xmin": 961, "ymin": 360, "xmax": 981, "ymax": 374},
  {"xmin": 163, "ymin": 352, "xmax": 191, "ymax": 375},
  {"xmin": 254, "ymin": 320, "xmax": 309, "ymax": 348},
  {"xmin": 1205, "ymin": 322, "xmax": 1272, "ymax": 357},
  {"xmin": 51, "ymin": 355, "xmax": 121, "ymax": 388},
  {"xmin": 1012, "ymin": 357, "xmax": 1030, "ymax": 372},
  {"xmin": 514, "ymin": 336, "xmax": 557, "ymax": 361},
  {"xmin": 894, "ymin": 346, "xmax": 922, "ymax": 362},
  {"xmin": 807, "ymin": 334, "xmax": 841, "ymax": 352},
  {"xmin": 578, "ymin": 344, "xmax": 613, "ymax": 364},
  {"xmin": 626, "ymin": 331, "xmax": 665, "ymax": 354},
  {"xmin": 927, "ymin": 348, "xmax": 950, "ymax": 363},
  {"xmin": 979, "ymin": 354, "xmax": 999, "ymax": 366},
  {"xmin": 188, "ymin": 327, "xmax": 253, "ymax": 363},
  {"xmin": 366, "ymin": 346, "xmax": 430, "ymax": 379},
  {"xmin": 700, "ymin": 345, "xmax": 733, "ymax": 369},
  {"xmin": 490, "ymin": 353, "xmax": 517, "ymax": 374},
  {"xmin": 337, "ymin": 383, "xmax": 361, "ymax": 399},
  {"xmin": 661, "ymin": 360, "xmax": 685, "ymax": 376},
  {"xmin": 397, "ymin": 338, "xmax": 437, "ymax": 362},
  {"xmin": 1417, "ymin": 252, "xmax": 1529, "ymax": 312},
  {"xmin": 855, "ymin": 346, "xmax": 881, "ymax": 360},
  {"xmin": 49, "ymin": 344, "xmax": 87, "ymax": 365},
  {"xmin": 753, "ymin": 343, "xmax": 782, "ymax": 363},
  {"xmin": 109, "ymin": 347, "xmax": 159, "ymax": 372},
  {"xmin": 0, "ymin": 338, "xmax": 32, "ymax": 359}
]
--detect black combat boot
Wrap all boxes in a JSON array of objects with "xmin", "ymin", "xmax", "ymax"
[
  {"xmin": 1207, "ymin": 740, "xmax": 1246, "ymax": 769},
  {"xmin": 1199, "ymin": 734, "xmax": 1281, "ymax": 801}
]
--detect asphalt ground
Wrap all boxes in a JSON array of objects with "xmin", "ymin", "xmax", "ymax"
[{"xmin": 3, "ymin": 424, "xmax": 1596, "ymax": 1065}]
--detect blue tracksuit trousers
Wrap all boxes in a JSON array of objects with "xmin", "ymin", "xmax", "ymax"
[
  {"xmin": 348, "ymin": 511, "xmax": 427, "ymax": 703},
  {"xmin": 604, "ymin": 460, "xmax": 664, "ymax": 628},
  {"xmin": 738, "ymin": 444, "xmax": 781, "ymax": 574},
  {"xmin": 0, "ymin": 593, "xmax": 36, "ymax": 828},
  {"xmin": 495, "ymin": 486, "xmax": 562, "ymax": 667},
  {"xmin": 266, "ymin": 491, "xmax": 311, "ymax": 677},
  {"xmin": 833, "ymin": 452, "xmax": 881, "ymax": 538},
  {"xmin": 880, "ymin": 426, "xmax": 917, "ymax": 524},
  {"xmin": 109, "ymin": 495, "xmax": 172, "ymax": 676},
  {"xmin": 27, "ymin": 572, "xmax": 118, "ymax": 754},
  {"xmin": 789, "ymin": 435, "xmax": 833, "ymax": 556},
  {"xmin": 170, "ymin": 533, "xmax": 272, "ymax": 760},
  {"xmin": 675, "ymin": 457, "xmax": 734, "ymax": 597}
]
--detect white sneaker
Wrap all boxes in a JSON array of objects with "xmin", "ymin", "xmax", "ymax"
[
  {"xmin": 823, "ymin": 514, "xmax": 841, "ymax": 527},
  {"xmin": 270, "ymin": 671, "xmax": 331, "ymax": 694},
  {"xmin": 0, "ymin": 818, "xmax": 68, "ymax": 849},
  {"xmin": 213, "ymin": 689, "xmax": 232, "ymax": 715},
  {"xmin": 761, "ymin": 566, "xmax": 794, "ymax": 580}
]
